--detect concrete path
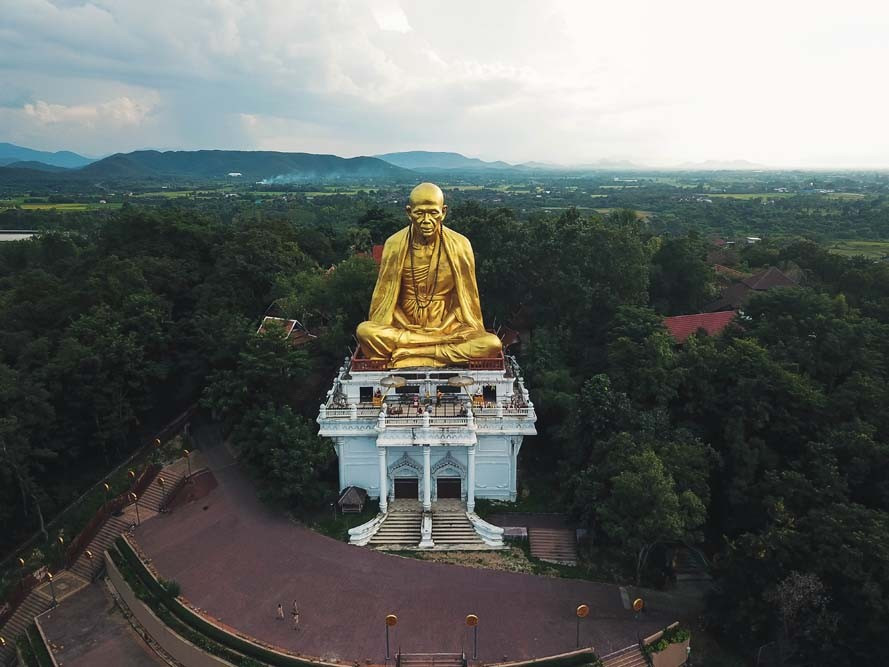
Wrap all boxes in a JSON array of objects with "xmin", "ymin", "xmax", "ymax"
[
  {"xmin": 39, "ymin": 583, "xmax": 166, "ymax": 667},
  {"xmin": 135, "ymin": 432, "xmax": 670, "ymax": 664}
]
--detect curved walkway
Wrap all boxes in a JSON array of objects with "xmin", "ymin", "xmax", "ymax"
[{"xmin": 135, "ymin": 439, "xmax": 669, "ymax": 663}]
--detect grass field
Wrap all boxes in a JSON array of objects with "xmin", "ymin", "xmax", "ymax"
[
  {"xmin": 828, "ymin": 240, "xmax": 889, "ymax": 259},
  {"xmin": 822, "ymin": 192, "xmax": 867, "ymax": 200},
  {"xmin": 0, "ymin": 202, "xmax": 124, "ymax": 211},
  {"xmin": 706, "ymin": 192, "xmax": 795, "ymax": 199},
  {"xmin": 129, "ymin": 190, "xmax": 195, "ymax": 198}
]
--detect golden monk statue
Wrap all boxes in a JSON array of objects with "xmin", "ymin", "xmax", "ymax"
[{"xmin": 356, "ymin": 182, "xmax": 502, "ymax": 368}]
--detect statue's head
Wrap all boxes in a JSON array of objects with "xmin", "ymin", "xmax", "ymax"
[{"xmin": 407, "ymin": 182, "xmax": 447, "ymax": 243}]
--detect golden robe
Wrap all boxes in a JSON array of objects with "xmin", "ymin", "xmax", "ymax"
[{"xmin": 356, "ymin": 226, "xmax": 501, "ymax": 367}]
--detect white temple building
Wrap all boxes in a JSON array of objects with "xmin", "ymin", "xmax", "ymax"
[{"xmin": 317, "ymin": 352, "xmax": 536, "ymax": 549}]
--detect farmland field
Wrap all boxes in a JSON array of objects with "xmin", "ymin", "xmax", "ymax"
[
  {"xmin": 706, "ymin": 192, "xmax": 795, "ymax": 199},
  {"xmin": 827, "ymin": 240, "xmax": 889, "ymax": 259}
]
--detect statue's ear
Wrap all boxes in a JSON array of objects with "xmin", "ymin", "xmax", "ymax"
[{"xmin": 441, "ymin": 204, "xmax": 448, "ymax": 222}]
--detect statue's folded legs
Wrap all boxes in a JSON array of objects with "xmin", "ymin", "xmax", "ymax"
[{"xmin": 357, "ymin": 321, "xmax": 501, "ymax": 368}]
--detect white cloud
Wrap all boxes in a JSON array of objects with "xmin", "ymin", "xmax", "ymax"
[
  {"xmin": 23, "ymin": 96, "xmax": 155, "ymax": 127},
  {"xmin": 2, "ymin": 0, "xmax": 889, "ymax": 166}
]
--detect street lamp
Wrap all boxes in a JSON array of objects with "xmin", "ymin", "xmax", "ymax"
[
  {"xmin": 18, "ymin": 557, "xmax": 25, "ymax": 588},
  {"xmin": 686, "ymin": 645, "xmax": 692, "ymax": 666},
  {"xmin": 129, "ymin": 492, "xmax": 141, "ymax": 525},
  {"xmin": 103, "ymin": 482, "xmax": 111, "ymax": 507},
  {"xmin": 576, "ymin": 604, "xmax": 590, "ymax": 648},
  {"xmin": 466, "ymin": 614, "xmax": 479, "ymax": 660},
  {"xmin": 183, "ymin": 449, "xmax": 192, "ymax": 479},
  {"xmin": 128, "ymin": 469, "xmax": 136, "ymax": 487},
  {"xmin": 385, "ymin": 614, "xmax": 397, "ymax": 660},
  {"xmin": 85, "ymin": 550, "xmax": 94, "ymax": 580},
  {"xmin": 47, "ymin": 572, "xmax": 57, "ymax": 606}
]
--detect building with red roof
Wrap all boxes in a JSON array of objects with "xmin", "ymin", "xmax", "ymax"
[{"xmin": 663, "ymin": 310, "xmax": 737, "ymax": 344}]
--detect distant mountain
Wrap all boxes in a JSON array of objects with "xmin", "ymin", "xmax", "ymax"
[
  {"xmin": 4, "ymin": 160, "xmax": 70, "ymax": 173},
  {"xmin": 516, "ymin": 158, "xmax": 645, "ymax": 171},
  {"xmin": 78, "ymin": 150, "xmax": 415, "ymax": 181},
  {"xmin": 674, "ymin": 159, "xmax": 768, "ymax": 170},
  {"xmin": 375, "ymin": 151, "xmax": 521, "ymax": 172},
  {"xmin": 0, "ymin": 143, "xmax": 94, "ymax": 168}
]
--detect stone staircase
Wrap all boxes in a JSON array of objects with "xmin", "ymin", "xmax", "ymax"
[
  {"xmin": 0, "ymin": 592, "xmax": 53, "ymax": 665},
  {"xmin": 673, "ymin": 546, "xmax": 711, "ymax": 582},
  {"xmin": 397, "ymin": 652, "xmax": 465, "ymax": 667},
  {"xmin": 369, "ymin": 511, "xmax": 422, "ymax": 548},
  {"xmin": 0, "ymin": 458, "xmax": 188, "ymax": 666},
  {"xmin": 601, "ymin": 644, "xmax": 647, "ymax": 667},
  {"xmin": 529, "ymin": 527, "xmax": 577, "ymax": 565},
  {"xmin": 431, "ymin": 509, "xmax": 485, "ymax": 547}
]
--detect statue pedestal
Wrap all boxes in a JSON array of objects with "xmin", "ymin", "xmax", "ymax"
[{"xmin": 317, "ymin": 357, "xmax": 536, "ymax": 509}]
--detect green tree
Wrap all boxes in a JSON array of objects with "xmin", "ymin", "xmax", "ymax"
[{"xmin": 598, "ymin": 449, "xmax": 706, "ymax": 583}]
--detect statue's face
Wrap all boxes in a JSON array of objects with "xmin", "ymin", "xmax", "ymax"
[{"xmin": 407, "ymin": 199, "xmax": 447, "ymax": 243}]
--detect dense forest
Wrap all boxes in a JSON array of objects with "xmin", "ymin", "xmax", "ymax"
[{"xmin": 2, "ymin": 192, "xmax": 889, "ymax": 665}]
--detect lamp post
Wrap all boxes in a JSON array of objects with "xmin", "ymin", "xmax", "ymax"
[
  {"xmin": 385, "ymin": 614, "xmax": 397, "ymax": 661},
  {"xmin": 129, "ymin": 492, "xmax": 141, "ymax": 525},
  {"xmin": 128, "ymin": 469, "xmax": 136, "ymax": 487},
  {"xmin": 18, "ymin": 557, "xmax": 25, "ymax": 589},
  {"xmin": 466, "ymin": 614, "xmax": 479, "ymax": 660},
  {"xmin": 84, "ymin": 550, "xmax": 94, "ymax": 580},
  {"xmin": 0, "ymin": 637, "xmax": 6, "ymax": 648},
  {"xmin": 686, "ymin": 645, "xmax": 692, "ymax": 666},
  {"xmin": 183, "ymin": 449, "xmax": 192, "ymax": 479},
  {"xmin": 56, "ymin": 536, "xmax": 65, "ymax": 566},
  {"xmin": 47, "ymin": 572, "xmax": 57, "ymax": 606},
  {"xmin": 103, "ymin": 482, "xmax": 111, "ymax": 507},
  {"xmin": 576, "ymin": 604, "xmax": 590, "ymax": 648}
]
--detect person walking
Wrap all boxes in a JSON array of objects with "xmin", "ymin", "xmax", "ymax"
[
  {"xmin": 291, "ymin": 601, "xmax": 300, "ymax": 632},
  {"xmin": 276, "ymin": 603, "xmax": 284, "ymax": 621}
]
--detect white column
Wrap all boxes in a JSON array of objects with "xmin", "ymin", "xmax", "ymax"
[
  {"xmin": 423, "ymin": 445, "xmax": 432, "ymax": 511},
  {"xmin": 467, "ymin": 445, "xmax": 476, "ymax": 513},
  {"xmin": 378, "ymin": 448, "xmax": 388, "ymax": 513},
  {"xmin": 336, "ymin": 439, "xmax": 344, "ymax": 491}
]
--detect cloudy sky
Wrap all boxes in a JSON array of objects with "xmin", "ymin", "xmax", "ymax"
[{"xmin": 2, "ymin": 0, "xmax": 888, "ymax": 167}]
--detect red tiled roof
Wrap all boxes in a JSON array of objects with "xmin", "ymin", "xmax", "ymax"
[
  {"xmin": 713, "ymin": 264, "xmax": 751, "ymax": 280},
  {"xmin": 663, "ymin": 310, "xmax": 737, "ymax": 343},
  {"xmin": 372, "ymin": 244, "xmax": 384, "ymax": 264},
  {"xmin": 742, "ymin": 266, "xmax": 797, "ymax": 290}
]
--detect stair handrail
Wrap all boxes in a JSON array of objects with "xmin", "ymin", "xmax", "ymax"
[
  {"xmin": 158, "ymin": 464, "xmax": 199, "ymax": 514},
  {"xmin": 465, "ymin": 511, "xmax": 505, "ymax": 547},
  {"xmin": 65, "ymin": 462, "xmax": 162, "ymax": 567},
  {"xmin": 599, "ymin": 643, "xmax": 641, "ymax": 661},
  {"xmin": 347, "ymin": 511, "xmax": 388, "ymax": 546}
]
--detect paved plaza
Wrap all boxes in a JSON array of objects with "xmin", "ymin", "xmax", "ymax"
[{"xmin": 136, "ymin": 441, "xmax": 670, "ymax": 663}]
